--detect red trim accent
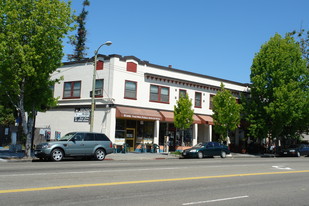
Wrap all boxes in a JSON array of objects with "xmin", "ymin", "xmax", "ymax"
[
  {"xmin": 126, "ymin": 62, "xmax": 137, "ymax": 72},
  {"xmin": 96, "ymin": 60, "xmax": 104, "ymax": 70}
]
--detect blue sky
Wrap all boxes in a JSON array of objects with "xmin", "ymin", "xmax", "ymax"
[{"xmin": 63, "ymin": 0, "xmax": 309, "ymax": 83}]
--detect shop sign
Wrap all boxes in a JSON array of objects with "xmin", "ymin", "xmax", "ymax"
[
  {"xmin": 115, "ymin": 138, "xmax": 125, "ymax": 145},
  {"xmin": 123, "ymin": 114, "xmax": 160, "ymax": 121},
  {"xmin": 74, "ymin": 108, "xmax": 90, "ymax": 122}
]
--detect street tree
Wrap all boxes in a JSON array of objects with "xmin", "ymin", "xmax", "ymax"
[
  {"xmin": 248, "ymin": 33, "xmax": 309, "ymax": 144},
  {"xmin": 0, "ymin": 104, "xmax": 15, "ymax": 126},
  {"xmin": 212, "ymin": 83, "xmax": 242, "ymax": 143},
  {"xmin": 288, "ymin": 29, "xmax": 309, "ymax": 68},
  {"xmin": 174, "ymin": 94, "xmax": 194, "ymax": 146},
  {"xmin": 0, "ymin": 0, "xmax": 74, "ymax": 157},
  {"xmin": 68, "ymin": 0, "xmax": 90, "ymax": 61}
]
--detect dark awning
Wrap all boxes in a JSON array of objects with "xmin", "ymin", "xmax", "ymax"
[
  {"xmin": 116, "ymin": 106, "xmax": 162, "ymax": 121},
  {"xmin": 159, "ymin": 111, "xmax": 202, "ymax": 124},
  {"xmin": 197, "ymin": 115, "xmax": 214, "ymax": 125}
]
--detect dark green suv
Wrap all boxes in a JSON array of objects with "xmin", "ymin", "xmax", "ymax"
[{"xmin": 34, "ymin": 132, "xmax": 113, "ymax": 161}]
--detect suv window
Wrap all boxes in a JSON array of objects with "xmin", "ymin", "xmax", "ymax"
[
  {"xmin": 84, "ymin": 133, "xmax": 95, "ymax": 141},
  {"xmin": 74, "ymin": 133, "xmax": 85, "ymax": 141},
  {"xmin": 95, "ymin": 133, "xmax": 109, "ymax": 141}
]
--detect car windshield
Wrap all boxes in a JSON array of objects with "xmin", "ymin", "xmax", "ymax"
[
  {"xmin": 193, "ymin": 142, "xmax": 206, "ymax": 148},
  {"xmin": 59, "ymin": 132, "xmax": 76, "ymax": 141}
]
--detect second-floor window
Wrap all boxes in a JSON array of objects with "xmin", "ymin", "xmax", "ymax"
[
  {"xmin": 179, "ymin": 89, "xmax": 186, "ymax": 98},
  {"xmin": 195, "ymin": 92, "xmax": 202, "ymax": 108},
  {"xmin": 209, "ymin": 94, "xmax": 215, "ymax": 110},
  {"xmin": 63, "ymin": 81, "xmax": 81, "ymax": 99},
  {"xmin": 50, "ymin": 84, "xmax": 55, "ymax": 98},
  {"xmin": 95, "ymin": 79, "xmax": 104, "ymax": 97},
  {"xmin": 124, "ymin": 80, "xmax": 137, "ymax": 99},
  {"xmin": 150, "ymin": 85, "xmax": 169, "ymax": 103}
]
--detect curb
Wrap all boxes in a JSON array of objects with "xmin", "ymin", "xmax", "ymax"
[{"xmin": 0, "ymin": 153, "xmax": 279, "ymax": 162}]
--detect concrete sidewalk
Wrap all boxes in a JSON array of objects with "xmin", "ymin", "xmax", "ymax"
[{"xmin": 0, "ymin": 148, "xmax": 277, "ymax": 162}]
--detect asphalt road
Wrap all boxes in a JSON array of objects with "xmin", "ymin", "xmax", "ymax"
[{"xmin": 1, "ymin": 157, "xmax": 309, "ymax": 206}]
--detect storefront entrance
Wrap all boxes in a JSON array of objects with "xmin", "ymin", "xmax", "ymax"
[
  {"xmin": 125, "ymin": 128, "xmax": 135, "ymax": 152},
  {"xmin": 159, "ymin": 123, "xmax": 177, "ymax": 152}
]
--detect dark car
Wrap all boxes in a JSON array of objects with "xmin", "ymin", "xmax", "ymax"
[
  {"xmin": 280, "ymin": 144, "xmax": 309, "ymax": 157},
  {"xmin": 182, "ymin": 142, "xmax": 230, "ymax": 159},
  {"xmin": 34, "ymin": 132, "xmax": 114, "ymax": 161}
]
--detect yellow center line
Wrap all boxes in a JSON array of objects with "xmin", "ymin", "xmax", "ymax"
[{"xmin": 1, "ymin": 170, "xmax": 309, "ymax": 194}]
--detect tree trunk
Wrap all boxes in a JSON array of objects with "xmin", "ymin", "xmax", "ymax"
[
  {"xmin": 18, "ymin": 80, "xmax": 34, "ymax": 157},
  {"xmin": 181, "ymin": 129, "xmax": 184, "ymax": 146}
]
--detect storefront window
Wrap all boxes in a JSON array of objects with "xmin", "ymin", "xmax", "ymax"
[
  {"xmin": 126, "ymin": 120, "xmax": 136, "ymax": 128},
  {"xmin": 115, "ymin": 119, "xmax": 126, "ymax": 145},
  {"xmin": 136, "ymin": 121, "xmax": 154, "ymax": 144},
  {"xmin": 184, "ymin": 127, "xmax": 193, "ymax": 146},
  {"xmin": 143, "ymin": 121, "xmax": 154, "ymax": 138}
]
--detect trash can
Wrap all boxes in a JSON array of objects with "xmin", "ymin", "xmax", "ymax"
[
  {"xmin": 151, "ymin": 144, "xmax": 159, "ymax": 153},
  {"xmin": 146, "ymin": 144, "xmax": 152, "ymax": 153}
]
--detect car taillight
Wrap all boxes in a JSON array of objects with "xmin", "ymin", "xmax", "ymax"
[{"xmin": 109, "ymin": 142, "xmax": 113, "ymax": 148}]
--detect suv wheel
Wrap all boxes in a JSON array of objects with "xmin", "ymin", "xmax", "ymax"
[
  {"xmin": 95, "ymin": 148, "xmax": 106, "ymax": 161},
  {"xmin": 51, "ymin": 148, "xmax": 64, "ymax": 161}
]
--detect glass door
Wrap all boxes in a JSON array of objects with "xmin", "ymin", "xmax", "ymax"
[{"xmin": 125, "ymin": 128, "xmax": 135, "ymax": 152}]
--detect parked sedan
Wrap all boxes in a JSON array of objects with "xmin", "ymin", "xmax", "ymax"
[
  {"xmin": 182, "ymin": 142, "xmax": 230, "ymax": 159},
  {"xmin": 280, "ymin": 144, "xmax": 309, "ymax": 157}
]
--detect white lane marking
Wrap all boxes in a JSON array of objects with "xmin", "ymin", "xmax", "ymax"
[
  {"xmin": 182, "ymin": 195, "xmax": 249, "ymax": 205},
  {"xmin": 272, "ymin": 166, "xmax": 292, "ymax": 170},
  {"xmin": 0, "ymin": 158, "xmax": 8, "ymax": 162}
]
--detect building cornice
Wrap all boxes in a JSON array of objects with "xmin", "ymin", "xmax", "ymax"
[{"xmin": 62, "ymin": 54, "xmax": 251, "ymax": 87}]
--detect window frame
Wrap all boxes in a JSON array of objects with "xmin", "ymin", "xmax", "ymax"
[
  {"xmin": 149, "ymin": 84, "xmax": 170, "ymax": 104},
  {"xmin": 179, "ymin": 89, "xmax": 187, "ymax": 99},
  {"xmin": 94, "ymin": 79, "xmax": 104, "ymax": 98},
  {"xmin": 124, "ymin": 80, "xmax": 137, "ymax": 100},
  {"xmin": 209, "ymin": 94, "xmax": 215, "ymax": 110},
  {"xmin": 195, "ymin": 92, "xmax": 202, "ymax": 108},
  {"xmin": 63, "ymin": 81, "xmax": 81, "ymax": 99}
]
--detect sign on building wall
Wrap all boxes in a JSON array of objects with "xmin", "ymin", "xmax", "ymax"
[
  {"xmin": 74, "ymin": 108, "xmax": 90, "ymax": 122},
  {"xmin": 55, "ymin": 131, "xmax": 61, "ymax": 140}
]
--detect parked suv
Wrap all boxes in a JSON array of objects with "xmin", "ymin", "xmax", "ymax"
[{"xmin": 34, "ymin": 132, "xmax": 113, "ymax": 161}]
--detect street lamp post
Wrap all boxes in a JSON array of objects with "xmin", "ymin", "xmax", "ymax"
[{"xmin": 90, "ymin": 41, "xmax": 112, "ymax": 132}]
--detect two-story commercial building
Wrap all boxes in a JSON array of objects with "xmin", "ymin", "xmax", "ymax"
[{"xmin": 35, "ymin": 54, "xmax": 249, "ymax": 152}]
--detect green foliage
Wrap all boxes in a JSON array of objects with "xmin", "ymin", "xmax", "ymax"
[
  {"xmin": 212, "ymin": 83, "xmax": 242, "ymax": 142},
  {"xmin": 288, "ymin": 29, "xmax": 309, "ymax": 68},
  {"xmin": 247, "ymin": 33, "xmax": 309, "ymax": 141},
  {"xmin": 0, "ymin": 0, "xmax": 74, "ymax": 155},
  {"xmin": 0, "ymin": 105, "xmax": 15, "ymax": 125},
  {"xmin": 68, "ymin": 0, "xmax": 90, "ymax": 61},
  {"xmin": 174, "ymin": 94, "xmax": 194, "ymax": 130}
]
